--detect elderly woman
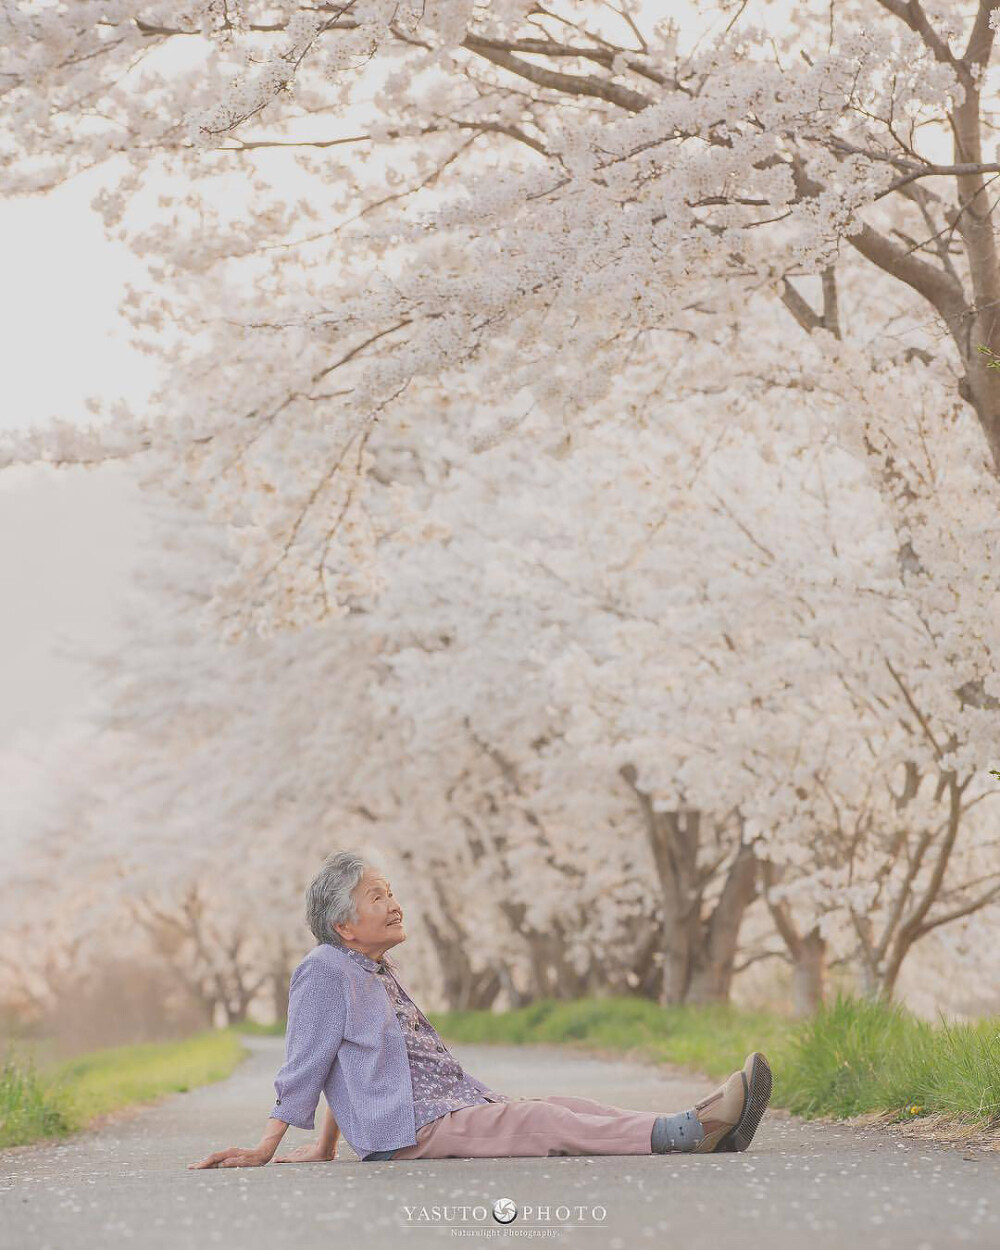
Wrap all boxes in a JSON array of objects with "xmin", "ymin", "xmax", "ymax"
[{"xmin": 189, "ymin": 851, "xmax": 771, "ymax": 1168}]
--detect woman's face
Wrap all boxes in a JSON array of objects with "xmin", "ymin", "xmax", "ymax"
[{"xmin": 334, "ymin": 867, "xmax": 406, "ymax": 955}]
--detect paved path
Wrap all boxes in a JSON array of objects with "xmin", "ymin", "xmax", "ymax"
[{"xmin": 1, "ymin": 1035, "xmax": 998, "ymax": 1250}]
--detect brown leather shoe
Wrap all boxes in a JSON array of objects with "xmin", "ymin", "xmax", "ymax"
[{"xmin": 693, "ymin": 1051, "xmax": 772, "ymax": 1153}]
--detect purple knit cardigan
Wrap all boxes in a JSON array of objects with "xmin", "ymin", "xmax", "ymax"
[{"xmin": 268, "ymin": 942, "xmax": 419, "ymax": 1155}]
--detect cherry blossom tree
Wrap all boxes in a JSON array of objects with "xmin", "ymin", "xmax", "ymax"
[
  {"xmin": 340, "ymin": 320, "xmax": 999, "ymax": 1007},
  {"xmin": 4, "ymin": 2, "xmax": 1000, "ymax": 1020},
  {"xmin": 5, "ymin": 359, "xmax": 998, "ymax": 1015},
  {"xmin": 3, "ymin": 1, "xmax": 1000, "ymax": 632}
]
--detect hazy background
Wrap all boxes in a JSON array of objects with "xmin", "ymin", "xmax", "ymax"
[{"xmin": 0, "ymin": 178, "xmax": 157, "ymax": 748}]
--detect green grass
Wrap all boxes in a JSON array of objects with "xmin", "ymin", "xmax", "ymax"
[
  {"xmin": 232, "ymin": 1018, "xmax": 285, "ymax": 1036},
  {"xmin": 0, "ymin": 1051, "xmax": 72, "ymax": 1147},
  {"xmin": 429, "ymin": 995, "xmax": 1000, "ymax": 1131},
  {"xmin": 780, "ymin": 996, "xmax": 1000, "ymax": 1126},
  {"xmin": 427, "ymin": 997, "xmax": 792, "ymax": 1081},
  {"xmin": 0, "ymin": 1028, "xmax": 247, "ymax": 1149}
]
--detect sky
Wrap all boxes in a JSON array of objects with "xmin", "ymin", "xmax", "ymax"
[{"xmin": 0, "ymin": 175, "xmax": 158, "ymax": 748}]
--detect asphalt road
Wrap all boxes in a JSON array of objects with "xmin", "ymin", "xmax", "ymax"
[{"xmin": 1, "ymin": 1034, "xmax": 998, "ymax": 1250}]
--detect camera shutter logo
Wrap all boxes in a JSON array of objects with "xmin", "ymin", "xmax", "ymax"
[{"xmin": 492, "ymin": 1197, "xmax": 518, "ymax": 1224}]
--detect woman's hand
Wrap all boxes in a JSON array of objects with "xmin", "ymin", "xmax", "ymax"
[
  {"xmin": 272, "ymin": 1142, "xmax": 337, "ymax": 1164},
  {"xmin": 187, "ymin": 1146, "xmax": 272, "ymax": 1169}
]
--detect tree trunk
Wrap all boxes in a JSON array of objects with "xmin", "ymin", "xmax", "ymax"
[
  {"xmin": 762, "ymin": 862, "xmax": 828, "ymax": 1015},
  {"xmin": 467, "ymin": 968, "xmax": 503, "ymax": 1010},
  {"xmin": 857, "ymin": 956, "xmax": 882, "ymax": 1001},
  {"xmin": 660, "ymin": 903, "xmax": 699, "ymax": 1004},
  {"xmin": 270, "ymin": 960, "xmax": 292, "ymax": 1024},
  {"xmin": 791, "ymin": 928, "xmax": 827, "ymax": 1016},
  {"xmin": 852, "ymin": 768, "xmax": 980, "ymax": 1002},
  {"xmin": 496, "ymin": 961, "xmax": 529, "ymax": 1009},
  {"xmin": 423, "ymin": 876, "xmax": 509, "ymax": 1011},
  {"xmin": 629, "ymin": 916, "xmax": 665, "ymax": 999},
  {"xmin": 950, "ymin": 55, "xmax": 1000, "ymax": 467},
  {"xmin": 685, "ymin": 962, "xmax": 729, "ymax": 1004},
  {"xmin": 685, "ymin": 845, "xmax": 759, "ymax": 1004},
  {"xmin": 424, "ymin": 911, "xmax": 476, "ymax": 1010},
  {"xmin": 620, "ymin": 764, "xmax": 757, "ymax": 1007}
]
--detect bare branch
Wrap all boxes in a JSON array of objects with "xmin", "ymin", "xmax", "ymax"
[
  {"xmin": 873, "ymin": 0, "xmax": 969, "ymax": 85},
  {"xmin": 876, "ymin": 161, "xmax": 1000, "ymax": 198},
  {"xmin": 458, "ymin": 33, "xmax": 674, "ymax": 87},
  {"xmin": 915, "ymin": 882, "xmax": 1000, "ymax": 936},
  {"xmin": 883, "ymin": 658, "xmax": 944, "ymax": 759},
  {"xmin": 461, "ymin": 34, "xmax": 653, "ymax": 112},
  {"xmin": 733, "ymin": 948, "xmax": 789, "ymax": 973},
  {"xmin": 848, "ymin": 221, "xmax": 968, "ymax": 343},
  {"xmin": 779, "ymin": 277, "xmax": 825, "ymax": 334}
]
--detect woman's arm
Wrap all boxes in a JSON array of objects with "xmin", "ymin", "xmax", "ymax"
[
  {"xmin": 317, "ymin": 1103, "xmax": 341, "ymax": 1157},
  {"xmin": 267, "ymin": 957, "xmax": 347, "ymax": 1130},
  {"xmin": 188, "ymin": 1117, "xmax": 290, "ymax": 1169},
  {"xmin": 188, "ymin": 954, "xmax": 346, "ymax": 1169},
  {"xmin": 271, "ymin": 1103, "xmax": 340, "ymax": 1164}
]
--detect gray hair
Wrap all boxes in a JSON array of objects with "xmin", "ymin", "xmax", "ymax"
[{"xmin": 306, "ymin": 849, "xmax": 379, "ymax": 947}]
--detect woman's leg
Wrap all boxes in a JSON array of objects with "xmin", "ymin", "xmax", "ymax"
[
  {"xmin": 391, "ymin": 1097, "xmax": 660, "ymax": 1159},
  {"xmin": 390, "ymin": 1053, "xmax": 771, "ymax": 1162},
  {"xmin": 528, "ymin": 1094, "xmax": 646, "ymax": 1118}
]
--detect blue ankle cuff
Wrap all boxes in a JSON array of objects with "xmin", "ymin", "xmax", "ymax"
[{"xmin": 651, "ymin": 1110, "xmax": 704, "ymax": 1153}]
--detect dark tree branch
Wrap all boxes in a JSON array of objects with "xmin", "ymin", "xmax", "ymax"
[{"xmin": 461, "ymin": 33, "xmax": 653, "ymax": 112}]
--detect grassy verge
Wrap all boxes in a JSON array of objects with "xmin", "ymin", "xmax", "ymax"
[
  {"xmin": 232, "ymin": 1019, "xmax": 284, "ymax": 1036},
  {"xmin": 0, "ymin": 1029, "xmax": 247, "ymax": 1150},
  {"xmin": 780, "ymin": 996, "xmax": 1000, "ymax": 1127},
  {"xmin": 428, "ymin": 995, "xmax": 1000, "ymax": 1133},
  {"xmin": 427, "ymin": 997, "xmax": 792, "ymax": 1081}
]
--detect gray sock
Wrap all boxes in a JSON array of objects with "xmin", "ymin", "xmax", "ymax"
[{"xmin": 651, "ymin": 1109, "xmax": 703, "ymax": 1153}]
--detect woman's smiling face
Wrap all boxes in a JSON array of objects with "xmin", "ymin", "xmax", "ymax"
[{"xmin": 333, "ymin": 867, "xmax": 406, "ymax": 958}]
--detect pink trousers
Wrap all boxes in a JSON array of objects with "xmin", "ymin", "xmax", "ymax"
[{"xmin": 390, "ymin": 1095, "xmax": 660, "ymax": 1160}]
